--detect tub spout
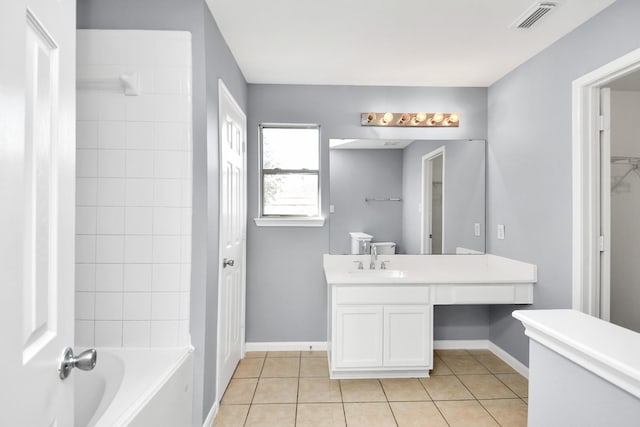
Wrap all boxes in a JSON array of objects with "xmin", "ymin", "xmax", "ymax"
[{"xmin": 59, "ymin": 347, "xmax": 98, "ymax": 380}]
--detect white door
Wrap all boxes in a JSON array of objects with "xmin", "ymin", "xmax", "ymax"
[
  {"xmin": 383, "ymin": 306, "xmax": 432, "ymax": 367},
  {"xmin": 217, "ymin": 79, "xmax": 247, "ymax": 401},
  {"xmin": 334, "ymin": 306, "xmax": 383, "ymax": 368},
  {"xmin": 0, "ymin": 0, "xmax": 76, "ymax": 425}
]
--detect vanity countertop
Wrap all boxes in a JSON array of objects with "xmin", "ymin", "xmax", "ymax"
[{"xmin": 323, "ymin": 254, "xmax": 537, "ymax": 285}]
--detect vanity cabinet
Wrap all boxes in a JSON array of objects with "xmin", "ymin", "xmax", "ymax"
[{"xmin": 329, "ymin": 285, "xmax": 433, "ymax": 378}]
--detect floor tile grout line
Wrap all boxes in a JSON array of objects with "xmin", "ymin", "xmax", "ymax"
[
  {"xmin": 425, "ymin": 357, "xmax": 453, "ymax": 427},
  {"xmin": 476, "ymin": 398, "xmax": 506, "ymax": 427},
  {"xmin": 378, "ymin": 379, "xmax": 400, "ymax": 427}
]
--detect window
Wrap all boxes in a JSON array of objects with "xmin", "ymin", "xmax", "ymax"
[{"xmin": 259, "ymin": 124, "xmax": 320, "ymax": 218}]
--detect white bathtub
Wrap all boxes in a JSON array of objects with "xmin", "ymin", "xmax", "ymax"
[{"xmin": 75, "ymin": 347, "xmax": 193, "ymax": 427}]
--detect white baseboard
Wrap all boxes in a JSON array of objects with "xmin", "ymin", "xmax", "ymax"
[
  {"xmin": 433, "ymin": 339, "xmax": 490, "ymax": 350},
  {"xmin": 243, "ymin": 340, "xmax": 528, "ymax": 378},
  {"xmin": 245, "ymin": 341, "xmax": 328, "ymax": 352},
  {"xmin": 202, "ymin": 401, "xmax": 218, "ymax": 427},
  {"xmin": 488, "ymin": 341, "xmax": 529, "ymax": 378}
]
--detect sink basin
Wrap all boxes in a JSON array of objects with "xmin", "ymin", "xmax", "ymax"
[{"xmin": 348, "ymin": 269, "xmax": 408, "ymax": 279}]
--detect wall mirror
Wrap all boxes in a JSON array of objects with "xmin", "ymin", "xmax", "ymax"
[{"xmin": 329, "ymin": 139, "xmax": 485, "ymax": 255}]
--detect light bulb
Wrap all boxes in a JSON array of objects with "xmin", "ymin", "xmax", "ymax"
[
  {"xmin": 415, "ymin": 112, "xmax": 427, "ymax": 123},
  {"xmin": 432, "ymin": 112, "xmax": 444, "ymax": 123},
  {"xmin": 398, "ymin": 113, "xmax": 411, "ymax": 124},
  {"xmin": 382, "ymin": 112, "xmax": 394, "ymax": 124},
  {"xmin": 447, "ymin": 112, "xmax": 460, "ymax": 123},
  {"xmin": 367, "ymin": 112, "xmax": 376, "ymax": 123}
]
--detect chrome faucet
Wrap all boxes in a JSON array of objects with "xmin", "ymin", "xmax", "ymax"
[{"xmin": 370, "ymin": 245, "xmax": 377, "ymax": 269}]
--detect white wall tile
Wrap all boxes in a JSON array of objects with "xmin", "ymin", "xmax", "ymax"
[
  {"xmin": 95, "ymin": 320, "xmax": 123, "ymax": 347},
  {"xmin": 95, "ymin": 292, "xmax": 123, "ymax": 320},
  {"xmin": 75, "ymin": 264, "xmax": 96, "ymax": 292},
  {"xmin": 153, "ymin": 67, "xmax": 190, "ymax": 94},
  {"xmin": 125, "ymin": 207, "xmax": 153, "ymax": 235},
  {"xmin": 77, "ymin": 121, "xmax": 99, "ymax": 149},
  {"xmin": 181, "ymin": 208, "xmax": 192, "ymax": 235},
  {"xmin": 181, "ymin": 235, "xmax": 191, "ymax": 263},
  {"xmin": 75, "ymin": 292, "xmax": 95, "ymax": 320},
  {"xmin": 96, "ymin": 178, "xmax": 126, "ymax": 206},
  {"xmin": 77, "ymin": 92, "xmax": 100, "ymax": 121},
  {"xmin": 75, "ymin": 320, "xmax": 95, "ymax": 347},
  {"xmin": 150, "ymin": 320, "xmax": 179, "ymax": 347},
  {"xmin": 154, "ymin": 179, "xmax": 182, "ymax": 207},
  {"xmin": 76, "ymin": 206, "xmax": 97, "ymax": 235},
  {"xmin": 126, "ymin": 150, "xmax": 154, "ymax": 178},
  {"xmin": 154, "ymin": 151, "xmax": 183, "ymax": 178},
  {"xmin": 126, "ymin": 95, "xmax": 156, "ymax": 122},
  {"xmin": 153, "ymin": 207, "xmax": 181, "ymax": 235},
  {"xmin": 152, "ymin": 264, "xmax": 181, "ymax": 292},
  {"xmin": 156, "ymin": 38, "xmax": 191, "ymax": 67},
  {"xmin": 124, "ymin": 235, "xmax": 153, "ymax": 263},
  {"xmin": 99, "ymin": 92, "xmax": 127, "ymax": 121},
  {"xmin": 179, "ymin": 292, "xmax": 190, "ymax": 320},
  {"xmin": 123, "ymin": 321, "xmax": 151, "ymax": 347},
  {"xmin": 98, "ymin": 121, "xmax": 127, "ymax": 149},
  {"xmin": 124, "ymin": 264, "xmax": 152, "ymax": 292},
  {"xmin": 76, "ymin": 235, "xmax": 96, "ymax": 263},
  {"xmin": 98, "ymin": 149, "xmax": 126, "ymax": 178},
  {"xmin": 181, "ymin": 179, "xmax": 192, "ymax": 207},
  {"xmin": 77, "ymin": 149, "xmax": 98, "ymax": 177},
  {"xmin": 153, "ymin": 236, "xmax": 181, "ymax": 263},
  {"xmin": 126, "ymin": 122, "xmax": 154, "ymax": 149},
  {"xmin": 79, "ymin": 30, "xmax": 127, "ymax": 65},
  {"xmin": 152, "ymin": 293, "xmax": 180, "ymax": 320},
  {"xmin": 178, "ymin": 320, "xmax": 190, "ymax": 346},
  {"xmin": 95, "ymin": 235, "xmax": 124, "ymax": 263},
  {"xmin": 95, "ymin": 264, "xmax": 123, "ymax": 292},
  {"xmin": 154, "ymin": 122, "xmax": 189, "ymax": 150},
  {"xmin": 125, "ymin": 179, "xmax": 154, "ymax": 206},
  {"xmin": 125, "ymin": 31, "xmax": 158, "ymax": 66},
  {"xmin": 76, "ymin": 178, "xmax": 98, "ymax": 206},
  {"xmin": 154, "ymin": 94, "xmax": 189, "ymax": 122},
  {"xmin": 96, "ymin": 206, "xmax": 125, "ymax": 235},
  {"xmin": 123, "ymin": 293, "xmax": 151, "ymax": 320},
  {"xmin": 180, "ymin": 264, "xmax": 191, "ymax": 292}
]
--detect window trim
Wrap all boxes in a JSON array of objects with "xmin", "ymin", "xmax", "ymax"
[{"xmin": 257, "ymin": 123, "xmax": 322, "ymax": 222}]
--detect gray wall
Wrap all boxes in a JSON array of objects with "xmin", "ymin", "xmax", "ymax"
[
  {"xmin": 402, "ymin": 140, "xmax": 485, "ymax": 254},
  {"xmin": 77, "ymin": 1, "xmax": 247, "ymax": 423},
  {"xmin": 487, "ymin": 0, "xmax": 640, "ymax": 365},
  {"xmin": 247, "ymin": 84, "xmax": 488, "ymax": 343},
  {"xmin": 329, "ymin": 149, "xmax": 404, "ymax": 254}
]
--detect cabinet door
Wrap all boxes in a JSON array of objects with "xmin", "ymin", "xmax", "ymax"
[
  {"xmin": 383, "ymin": 305, "xmax": 432, "ymax": 367},
  {"xmin": 335, "ymin": 306, "xmax": 383, "ymax": 368}
]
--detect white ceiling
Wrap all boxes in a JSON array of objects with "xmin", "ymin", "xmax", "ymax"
[{"xmin": 206, "ymin": 0, "xmax": 615, "ymax": 87}]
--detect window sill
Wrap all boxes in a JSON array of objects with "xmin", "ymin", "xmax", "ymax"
[{"xmin": 253, "ymin": 216, "xmax": 326, "ymax": 227}]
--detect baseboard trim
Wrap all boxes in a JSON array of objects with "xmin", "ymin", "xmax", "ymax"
[
  {"xmin": 433, "ymin": 339, "xmax": 489, "ymax": 350},
  {"xmin": 245, "ymin": 341, "xmax": 328, "ymax": 352},
  {"xmin": 244, "ymin": 340, "xmax": 528, "ymax": 378},
  {"xmin": 488, "ymin": 341, "xmax": 529, "ymax": 378},
  {"xmin": 202, "ymin": 401, "xmax": 218, "ymax": 427}
]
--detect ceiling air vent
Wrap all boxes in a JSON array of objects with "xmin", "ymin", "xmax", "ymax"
[{"xmin": 511, "ymin": 2, "xmax": 557, "ymax": 29}]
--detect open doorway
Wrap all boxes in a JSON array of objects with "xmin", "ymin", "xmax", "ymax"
[
  {"xmin": 573, "ymin": 48, "xmax": 640, "ymax": 332},
  {"xmin": 421, "ymin": 147, "xmax": 445, "ymax": 254}
]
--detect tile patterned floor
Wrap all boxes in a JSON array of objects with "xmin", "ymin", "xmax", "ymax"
[{"xmin": 212, "ymin": 349, "xmax": 528, "ymax": 427}]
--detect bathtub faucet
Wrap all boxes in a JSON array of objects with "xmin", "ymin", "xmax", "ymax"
[{"xmin": 59, "ymin": 347, "xmax": 98, "ymax": 380}]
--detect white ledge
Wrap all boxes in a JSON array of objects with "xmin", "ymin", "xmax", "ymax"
[
  {"xmin": 513, "ymin": 309, "xmax": 640, "ymax": 399},
  {"xmin": 253, "ymin": 216, "xmax": 325, "ymax": 227}
]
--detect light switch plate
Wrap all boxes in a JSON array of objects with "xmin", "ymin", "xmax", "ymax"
[
  {"xmin": 497, "ymin": 224, "xmax": 505, "ymax": 240},
  {"xmin": 474, "ymin": 223, "xmax": 481, "ymax": 237},
  {"xmin": 329, "ymin": 204, "xmax": 335, "ymax": 213}
]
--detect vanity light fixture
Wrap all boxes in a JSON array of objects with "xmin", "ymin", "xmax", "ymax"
[{"xmin": 361, "ymin": 112, "xmax": 460, "ymax": 127}]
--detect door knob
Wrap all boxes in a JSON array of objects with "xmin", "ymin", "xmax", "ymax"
[
  {"xmin": 59, "ymin": 347, "xmax": 97, "ymax": 380},
  {"xmin": 223, "ymin": 258, "xmax": 235, "ymax": 268}
]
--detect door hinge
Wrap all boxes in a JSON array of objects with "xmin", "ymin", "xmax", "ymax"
[
  {"xmin": 599, "ymin": 115, "xmax": 610, "ymax": 132},
  {"xmin": 599, "ymin": 235, "xmax": 605, "ymax": 252}
]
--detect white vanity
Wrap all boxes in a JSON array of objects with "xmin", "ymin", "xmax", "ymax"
[{"xmin": 323, "ymin": 254, "xmax": 536, "ymax": 379}]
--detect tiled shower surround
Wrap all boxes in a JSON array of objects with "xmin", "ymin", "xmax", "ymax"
[{"xmin": 75, "ymin": 30, "xmax": 192, "ymax": 347}]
